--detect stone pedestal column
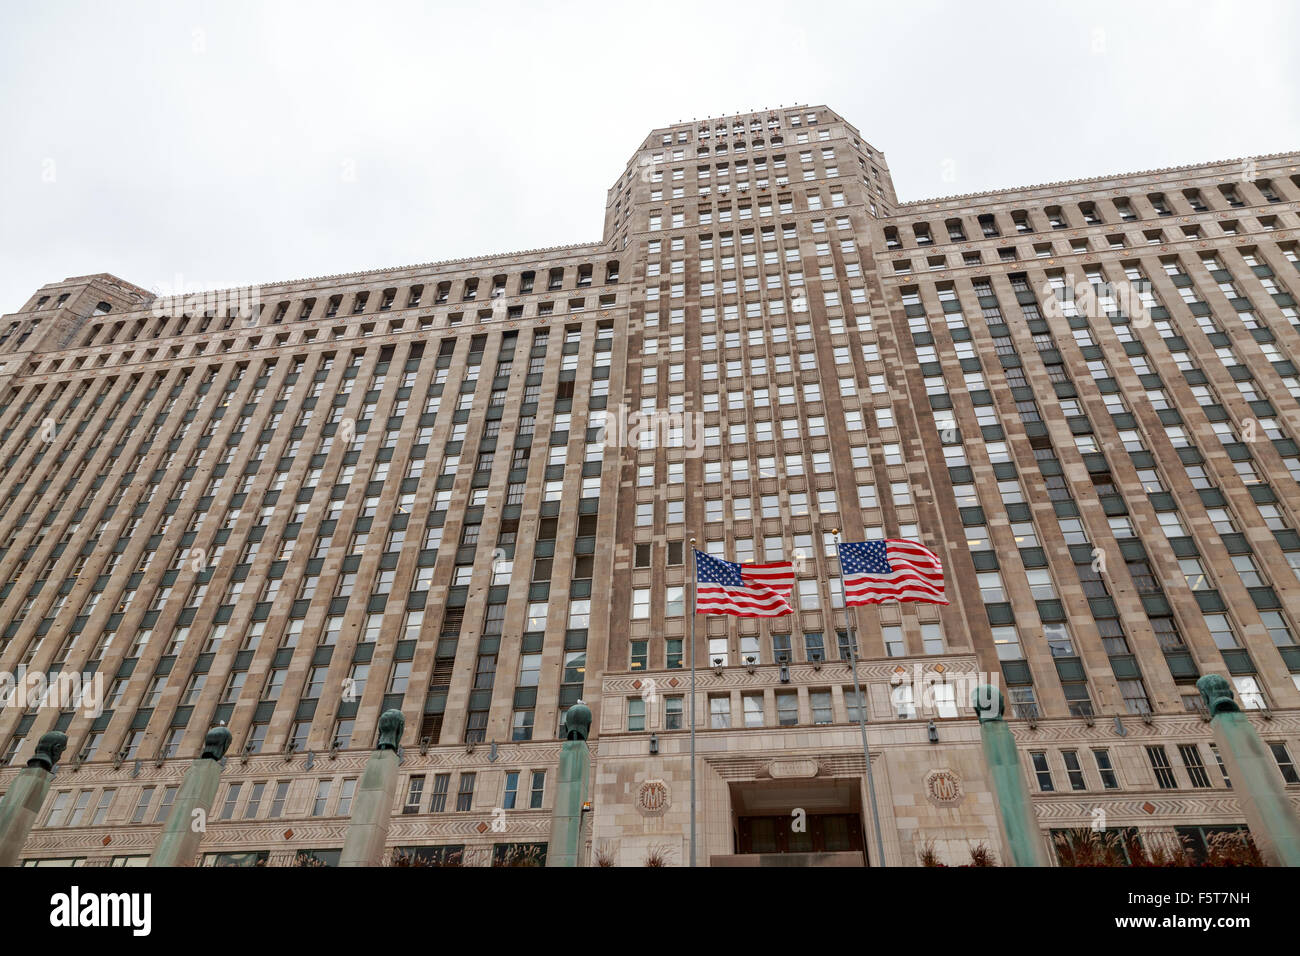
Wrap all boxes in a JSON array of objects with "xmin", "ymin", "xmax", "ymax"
[
  {"xmin": 147, "ymin": 726, "xmax": 232, "ymax": 867},
  {"xmin": 547, "ymin": 701, "xmax": 592, "ymax": 867},
  {"xmin": 340, "ymin": 709, "xmax": 405, "ymax": 867},
  {"xmin": 1199, "ymin": 674, "xmax": 1300, "ymax": 866},
  {"xmin": 973, "ymin": 686, "xmax": 1049, "ymax": 867},
  {"xmin": 0, "ymin": 731, "xmax": 67, "ymax": 867}
]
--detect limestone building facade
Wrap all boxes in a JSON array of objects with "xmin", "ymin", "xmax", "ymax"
[{"xmin": 2, "ymin": 106, "xmax": 1299, "ymax": 866}]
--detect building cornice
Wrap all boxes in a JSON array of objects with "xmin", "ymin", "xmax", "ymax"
[{"xmin": 898, "ymin": 151, "xmax": 1300, "ymax": 210}]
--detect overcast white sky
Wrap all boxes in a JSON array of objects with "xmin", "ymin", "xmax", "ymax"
[{"xmin": 1, "ymin": 0, "xmax": 1296, "ymax": 312}]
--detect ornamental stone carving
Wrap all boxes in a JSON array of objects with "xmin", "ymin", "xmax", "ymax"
[
  {"xmin": 766, "ymin": 758, "xmax": 821, "ymax": 779},
  {"xmin": 636, "ymin": 780, "xmax": 671, "ymax": 816},
  {"xmin": 924, "ymin": 768, "xmax": 964, "ymax": 807}
]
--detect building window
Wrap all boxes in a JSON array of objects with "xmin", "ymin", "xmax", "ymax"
[
  {"xmin": 665, "ymin": 697, "xmax": 683, "ymax": 730},
  {"xmin": 709, "ymin": 696, "xmax": 731, "ymax": 728},
  {"xmin": 892, "ymin": 683, "xmax": 916, "ymax": 719},
  {"xmin": 666, "ymin": 639, "xmax": 683, "ymax": 669},
  {"xmin": 776, "ymin": 691, "xmax": 799, "ymax": 726},
  {"xmin": 1179, "ymin": 744, "xmax": 1213, "ymax": 788},
  {"xmin": 465, "ymin": 709, "xmax": 489, "ymax": 744},
  {"xmin": 244, "ymin": 782, "xmax": 265, "ymax": 819},
  {"xmin": 404, "ymin": 775, "xmax": 425, "ymax": 813},
  {"xmin": 312, "ymin": 779, "xmax": 332, "ymax": 816},
  {"xmin": 1234, "ymin": 677, "xmax": 1267, "ymax": 710},
  {"xmin": 1030, "ymin": 752, "xmax": 1054, "ymax": 792},
  {"xmin": 845, "ymin": 688, "xmax": 865, "ymax": 724},
  {"xmin": 267, "ymin": 782, "xmax": 289, "ymax": 819},
  {"xmin": 456, "ymin": 773, "xmax": 476, "ymax": 811},
  {"xmin": 337, "ymin": 779, "xmax": 356, "ymax": 816},
  {"xmin": 628, "ymin": 698, "xmax": 646, "ymax": 731},
  {"xmin": 1209, "ymin": 743, "xmax": 1232, "ymax": 788},
  {"xmin": 810, "ymin": 690, "xmax": 833, "ymax": 725},
  {"xmin": 1062, "ymin": 750, "xmax": 1086, "ymax": 791},
  {"xmin": 1118, "ymin": 679, "xmax": 1152, "ymax": 715},
  {"xmin": 44, "ymin": 792, "xmax": 71, "ymax": 827},
  {"xmin": 1147, "ymin": 746, "xmax": 1178, "ymax": 789},
  {"xmin": 1091, "ymin": 749, "xmax": 1118, "ymax": 790},
  {"xmin": 512, "ymin": 709, "xmax": 534, "ymax": 741},
  {"xmin": 427, "ymin": 774, "xmax": 451, "ymax": 812},
  {"xmin": 219, "ymin": 783, "xmax": 242, "ymax": 821},
  {"xmin": 1269, "ymin": 742, "xmax": 1300, "ymax": 784},
  {"xmin": 131, "ymin": 787, "xmax": 156, "ymax": 824}
]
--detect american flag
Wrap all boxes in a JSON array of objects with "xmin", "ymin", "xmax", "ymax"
[
  {"xmin": 693, "ymin": 550, "xmax": 795, "ymax": 617},
  {"xmin": 838, "ymin": 539, "xmax": 948, "ymax": 606}
]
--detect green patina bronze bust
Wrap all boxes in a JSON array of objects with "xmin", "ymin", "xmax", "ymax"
[
  {"xmin": 564, "ymin": 701, "xmax": 592, "ymax": 741},
  {"xmin": 201, "ymin": 725, "xmax": 233, "ymax": 761},
  {"xmin": 971, "ymin": 684, "xmax": 1005, "ymax": 723},
  {"xmin": 377, "ymin": 709, "xmax": 405, "ymax": 751},
  {"xmin": 1197, "ymin": 673, "xmax": 1240, "ymax": 716},
  {"xmin": 26, "ymin": 730, "xmax": 68, "ymax": 771}
]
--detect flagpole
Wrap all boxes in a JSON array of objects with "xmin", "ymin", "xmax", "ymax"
[
  {"xmin": 832, "ymin": 528, "xmax": 887, "ymax": 867},
  {"xmin": 688, "ymin": 535, "xmax": 697, "ymax": 868}
]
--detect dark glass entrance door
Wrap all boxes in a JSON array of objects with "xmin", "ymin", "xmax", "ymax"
[{"xmin": 736, "ymin": 813, "xmax": 864, "ymax": 855}]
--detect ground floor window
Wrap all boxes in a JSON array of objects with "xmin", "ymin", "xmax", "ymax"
[
  {"xmin": 492, "ymin": 842, "xmax": 547, "ymax": 867},
  {"xmin": 1052, "ymin": 824, "xmax": 1256, "ymax": 866},
  {"xmin": 1052, "ymin": 827, "xmax": 1141, "ymax": 866},
  {"xmin": 1174, "ymin": 825, "xmax": 1253, "ymax": 864},
  {"xmin": 203, "ymin": 850, "xmax": 269, "ymax": 867},
  {"xmin": 392, "ymin": 844, "xmax": 466, "ymax": 867},
  {"xmin": 294, "ymin": 848, "xmax": 340, "ymax": 867}
]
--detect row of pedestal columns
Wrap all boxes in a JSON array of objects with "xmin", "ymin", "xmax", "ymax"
[
  {"xmin": 1, "ymin": 678, "xmax": 1296, "ymax": 867},
  {"xmin": 976, "ymin": 673, "xmax": 1300, "ymax": 866},
  {"xmin": 0, "ymin": 702, "xmax": 594, "ymax": 868}
]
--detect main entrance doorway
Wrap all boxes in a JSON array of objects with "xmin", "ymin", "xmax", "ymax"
[
  {"xmin": 736, "ymin": 813, "xmax": 864, "ymax": 854},
  {"xmin": 715, "ymin": 777, "xmax": 868, "ymax": 866}
]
